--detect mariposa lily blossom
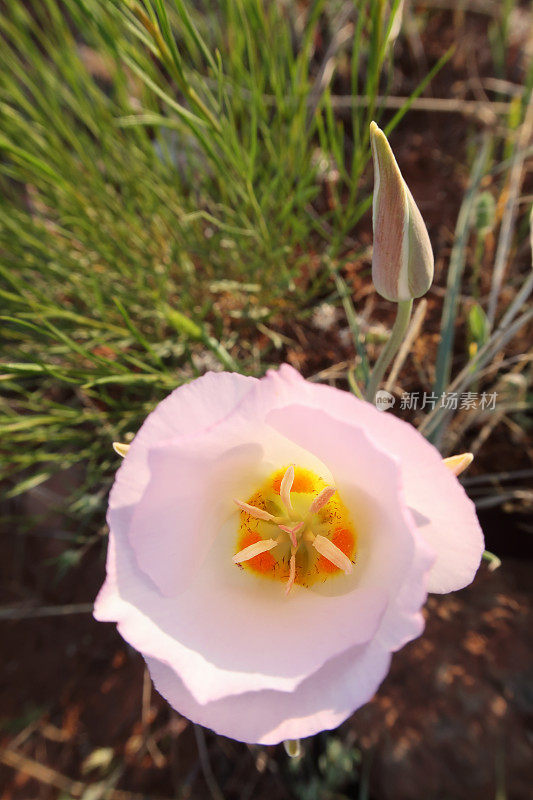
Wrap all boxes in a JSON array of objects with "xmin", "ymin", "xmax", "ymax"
[{"xmin": 95, "ymin": 365, "xmax": 484, "ymax": 745}]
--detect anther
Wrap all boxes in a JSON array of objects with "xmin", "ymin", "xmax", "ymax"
[
  {"xmin": 233, "ymin": 538, "xmax": 278, "ymax": 564},
  {"xmin": 285, "ymin": 552, "xmax": 296, "ymax": 595},
  {"xmin": 312, "ymin": 534, "xmax": 353, "ymax": 574},
  {"xmin": 308, "ymin": 486, "xmax": 336, "ymax": 514},
  {"xmin": 234, "ymin": 499, "xmax": 280, "ymax": 523},
  {"xmin": 443, "ymin": 453, "xmax": 474, "ymax": 477},
  {"xmin": 279, "ymin": 464, "xmax": 295, "ymax": 514}
]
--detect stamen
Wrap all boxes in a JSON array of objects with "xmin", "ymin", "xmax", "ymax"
[
  {"xmin": 279, "ymin": 464, "xmax": 295, "ymax": 514},
  {"xmin": 312, "ymin": 534, "xmax": 353, "ymax": 574},
  {"xmin": 308, "ymin": 486, "xmax": 336, "ymax": 514},
  {"xmin": 443, "ymin": 453, "xmax": 474, "ymax": 477},
  {"xmin": 233, "ymin": 464, "xmax": 356, "ymax": 591},
  {"xmin": 285, "ymin": 552, "xmax": 296, "ymax": 595},
  {"xmin": 234, "ymin": 499, "xmax": 279, "ymax": 523},
  {"xmin": 233, "ymin": 538, "xmax": 278, "ymax": 564},
  {"xmin": 113, "ymin": 442, "xmax": 130, "ymax": 458}
]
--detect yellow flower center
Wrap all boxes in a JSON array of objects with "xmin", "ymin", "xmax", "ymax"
[{"xmin": 233, "ymin": 465, "xmax": 357, "ymax": 594}]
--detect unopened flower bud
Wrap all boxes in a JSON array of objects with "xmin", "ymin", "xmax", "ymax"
[{"xmin": 370, "ymin": 121, "xmax": 434, "ymax": 302}]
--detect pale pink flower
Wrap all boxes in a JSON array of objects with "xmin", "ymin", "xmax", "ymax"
[{"xmin": 95, "ymin": 365, "xmax": 483, "ymax": 744}]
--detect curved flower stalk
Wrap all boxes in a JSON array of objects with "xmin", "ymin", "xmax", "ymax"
[{"xmin": 96, "ymin": 365, "xmax": 483, "ymax": 745}]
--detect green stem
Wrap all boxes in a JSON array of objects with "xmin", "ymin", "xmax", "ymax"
[{"xmin": 365, "ymin": 299, "xmax": 413, "ymax": 402}]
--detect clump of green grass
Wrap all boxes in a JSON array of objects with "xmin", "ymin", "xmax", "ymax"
[{"xmin": 0, "ymin": 0, "xmax": 423, "ymax": 509}]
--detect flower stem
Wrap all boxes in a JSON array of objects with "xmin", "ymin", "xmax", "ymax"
[{"xmin": 366, "ymin": 300, "xmax": 413, "ymax": 402}]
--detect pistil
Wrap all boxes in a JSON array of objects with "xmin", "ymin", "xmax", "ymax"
[{"xmin": 278, "ymin": 521, "xmax": 304, "ymax": 548}]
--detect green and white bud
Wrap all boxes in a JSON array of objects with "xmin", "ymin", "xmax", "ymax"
[{"xmin": 370, "ymin": 121, "xmax": 434, "ymax": 302}]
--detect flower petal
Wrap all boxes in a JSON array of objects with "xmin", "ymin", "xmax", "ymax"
[
  {"xmin": 127, "ymin": 434, "xmax": 263, "ymax": 596},
  {"xmin": 104, "ymin": 371, "xmax": 257, "ymax": 537},
  {"xmin": 146, "ymin": 636, "xmax": 391, "ymax": 744}
]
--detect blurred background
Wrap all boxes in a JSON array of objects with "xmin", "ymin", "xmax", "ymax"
[{"xmin": 0, "ymin": 1, "xmax": 532, "ymax": 798}]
